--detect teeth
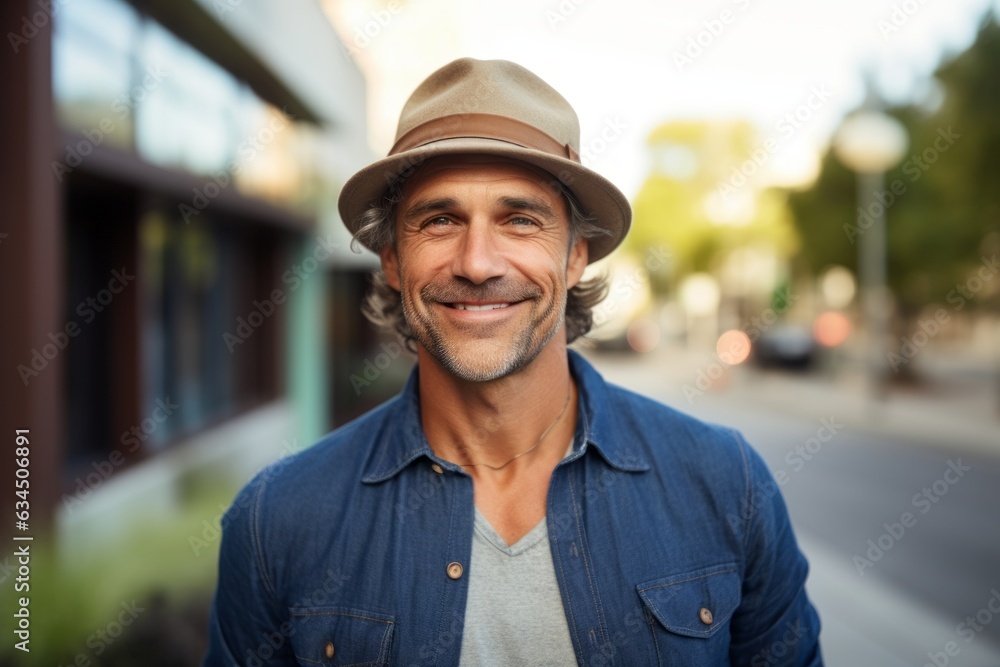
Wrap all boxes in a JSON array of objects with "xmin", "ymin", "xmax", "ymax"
[{"xmin": 454, "ymin": 303, "xmax": 510, "ymax": 311}]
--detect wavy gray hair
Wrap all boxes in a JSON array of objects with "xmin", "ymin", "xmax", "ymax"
[{"xmin": 351, "ymin": 169, "xmax": 611, "ymax": 351}]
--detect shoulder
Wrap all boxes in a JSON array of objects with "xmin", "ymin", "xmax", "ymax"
[
  {"xmin": 592, "ymin": 379, "xmax": 778, "ymax": 534},
  {"xmin": 597, "ymin": 380, "xmax": 778, "ymax": 544},
  {"xmin": 572, "ymin": 350, "xmax": 756, "ymax": 480},
  {"xmin": 604, "ymin": 380, "xmax": 756, "ymax": 475},
  {"xmin": 229, "ymin": 395, "xmax": 403, "ymax": 526},
  {"xmin": 570, "ymin": 349, "xmax": 765, "ymax": 501}
]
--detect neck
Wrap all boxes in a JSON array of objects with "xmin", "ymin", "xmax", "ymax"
[{"xmin": 417, "ymin": 341, "xmax": 578, "ymax": 481}]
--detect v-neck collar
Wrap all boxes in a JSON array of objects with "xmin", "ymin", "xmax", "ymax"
[{"xmin": 473, "ymin": 507, "xmax": 548, "ymax": 556}]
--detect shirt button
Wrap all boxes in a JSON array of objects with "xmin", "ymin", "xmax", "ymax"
[
  {"xmin": 431, "ymin": 463, "xmax": 444, "ymax": 474},
  {"xmin": 699, "ymin": 608, "xmax": 714, "ymax": 625},
  {"xmin": 325, "ymin": 641, "xmax": 335, "ymax": 659},
  {"xmin": 446, "ymin": 562, "xmax": 464, "ymax": 579}
]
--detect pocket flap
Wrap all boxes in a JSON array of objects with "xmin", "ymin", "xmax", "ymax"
[
  {"xmin": 288, "ymin": 606, "xmax": 395, "ymax": 665},
  {"xmin": 637, "ymin": 563, "xmax": 741, "ymax": 639}
]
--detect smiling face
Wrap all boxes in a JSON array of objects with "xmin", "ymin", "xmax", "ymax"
[{"xmin": 380, "ymin": 155, "xmax": 588, "ymax": 382}]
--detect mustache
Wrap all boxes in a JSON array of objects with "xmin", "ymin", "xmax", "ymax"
[{"xmin": 420, "ymin": 279, "xmax": 543, "ymax": 304}]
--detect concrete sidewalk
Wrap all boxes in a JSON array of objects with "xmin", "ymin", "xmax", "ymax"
[
  {"xmin": 583, "ymin": 343, "xmax": 1000, "ymax": 459},
  {"xmin": 732, "ymin": 366, "xmax": 999, "ymax": 460},
  {"xmin": 800, "ymin": 534, "xmax": 1000, "ymax": 667}
]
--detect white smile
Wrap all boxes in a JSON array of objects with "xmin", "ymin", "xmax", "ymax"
[{"xmin": 451, "ymin": 303, "xmax": 511, "ymax": 311}]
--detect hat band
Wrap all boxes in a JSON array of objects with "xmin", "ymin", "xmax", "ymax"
[{"xmin": 389, "ymin": 113, "xmax": 581, "ymax": 163}]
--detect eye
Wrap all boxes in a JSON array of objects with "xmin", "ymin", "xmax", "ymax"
[
  {"xmin": 423, "ymin": 216, "xmax": 453, "ymax": 228},
  {"xmin": 508, "ymin": 216, "xmax": 538, "ymax": 227}
]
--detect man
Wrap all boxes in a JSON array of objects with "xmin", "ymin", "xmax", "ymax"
[{"xmin": 204, "ymin": 58, "xmax": 822, "ymax": 666}]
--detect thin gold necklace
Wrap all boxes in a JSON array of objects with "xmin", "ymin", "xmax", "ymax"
[{"xmin": 458, "ymin": 388, "xmax": 572, "ymax": 470}]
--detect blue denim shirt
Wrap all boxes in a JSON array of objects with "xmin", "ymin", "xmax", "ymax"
[{"xmin": 204, "ymin": 350, "xmax": 822, "ymax": 666}]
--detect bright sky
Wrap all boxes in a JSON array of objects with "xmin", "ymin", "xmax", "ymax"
[{"xmin": 323, "ymin": 0, "xmax": 998, "ymax": 200}]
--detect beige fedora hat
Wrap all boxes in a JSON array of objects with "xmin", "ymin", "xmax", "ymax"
[{"xmin": 337, "ymin": 57, "xmax": 631, "ymax": 263}]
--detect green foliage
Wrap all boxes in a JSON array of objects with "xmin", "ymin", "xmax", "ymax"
[
  {"xmin": 0, "ymin": 491, "xmax": 228, "ymax": 666},
  {"xmin": 789, "ymin": 13, "xmax": 1000, "ymax": 314},
  {"xmin": 629, "ymin": 121, "xmax": 800, "ymax": 290}
]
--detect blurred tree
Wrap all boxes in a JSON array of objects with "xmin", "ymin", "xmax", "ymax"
[
  {"xmin": 789, "ymin": 13, "xmax": 1000, "ymax": 317},
  {"xmin": 628, "ymin": 121, "xmax": 800, "ymax": 296}
]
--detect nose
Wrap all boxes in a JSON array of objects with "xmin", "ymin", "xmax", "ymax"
[{"xmin": 451, "ymin": 220, "xmax": 508, "ymax": 284}]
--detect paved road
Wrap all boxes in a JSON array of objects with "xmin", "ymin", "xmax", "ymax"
[{"xmin": 586, "ymin": 348, "xmax": 1000, "ymax": 665}]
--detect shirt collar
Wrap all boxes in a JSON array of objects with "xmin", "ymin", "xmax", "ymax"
[{"xmin": 361, "ymin": 349, "xmax": 650, "ymax": 484}]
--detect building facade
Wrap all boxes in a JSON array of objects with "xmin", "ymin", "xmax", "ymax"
[{"xmin": 1, "ymin": 0, "xmax": 375, "ymax": 550}]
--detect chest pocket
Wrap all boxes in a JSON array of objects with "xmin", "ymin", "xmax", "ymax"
[
  {"xmin": 288, "ymin": 606, "xmax": 395, "ymax": 666},
  {"xmin": 636, "ymin": 562, "xmax": 741, "ymax": 664}
]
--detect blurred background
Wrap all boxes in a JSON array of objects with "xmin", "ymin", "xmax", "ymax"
[{"xmin": 0, "ymin": 0, "xmax": 998, "ymax": 664}]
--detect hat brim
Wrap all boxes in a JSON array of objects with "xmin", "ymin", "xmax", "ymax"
[{"xmin": 337, "ymin": 137, "xmax": 631, "ymax": 264}]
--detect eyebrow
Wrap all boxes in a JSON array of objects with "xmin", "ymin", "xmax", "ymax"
[
  {"xmin": 399, "ymin": 194, "xmax": 561, "ymax": 223},
  {"xmin": 401, "ymin": 197, "xmax": 459, "ymax": 222},
  {"xmin": 497, "ymin": 196, "xmax": 559, "ymax": 222}
]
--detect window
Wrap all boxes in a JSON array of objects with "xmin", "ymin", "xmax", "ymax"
[
  {"xmin": 139, "ymin": 209, "xmax": 286, "ymax": 447},
  {"xmin": 53, "ymin": 0, "xmax": 322, "ymax": 214}
]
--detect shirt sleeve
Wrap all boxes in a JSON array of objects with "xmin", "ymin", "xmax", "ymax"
[
  {"xmin": 202, "ymin": 470, "xmax": 295, "ymax": 666},
  {"xmin": 728, "ymin": 435, "xmax": 823, "ymax": 666}
]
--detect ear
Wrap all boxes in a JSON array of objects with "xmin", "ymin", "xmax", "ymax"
[
  {"xmin": 566, "ymin": 236, "xmax": 589, "ymax": 289},
  {"xmin": 380, "ymin": 244, "xmax": 401, "ymax": 290}
]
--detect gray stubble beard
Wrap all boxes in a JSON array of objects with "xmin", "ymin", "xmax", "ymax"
[{"xmin": 400, "ymin": 282, "xmax": 566, "ymax": 383}]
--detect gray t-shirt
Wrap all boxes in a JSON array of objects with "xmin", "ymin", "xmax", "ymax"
[{"xmin": 459, "ymin": 445, "xmax": 577, "ymax": 666}]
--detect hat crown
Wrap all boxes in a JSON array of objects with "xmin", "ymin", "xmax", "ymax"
[
  {"xmin": 394, "ymin": 58, "xmax": 581, "ymax": 154},
  {"xmin": 338, "ymin": 57, "xmax": 631, "ymax": 264}
]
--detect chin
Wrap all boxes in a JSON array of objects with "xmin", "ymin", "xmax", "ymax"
[
  {"xmin": 423, "ymin": 321, "xmax": 562, "ymax": 383},
  {"xmin": 426, "ymin": 339, "xmax": 528, "ymax": 382}
]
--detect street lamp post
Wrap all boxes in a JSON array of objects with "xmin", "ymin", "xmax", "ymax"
[{"xmin": 833, "ymin": 110, "xmax": 908, "ymax": 400}]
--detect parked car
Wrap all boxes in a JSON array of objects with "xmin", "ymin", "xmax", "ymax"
[{"xmin": 753, "ymin": 324, "xmax": 817, "ymax": 370}]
